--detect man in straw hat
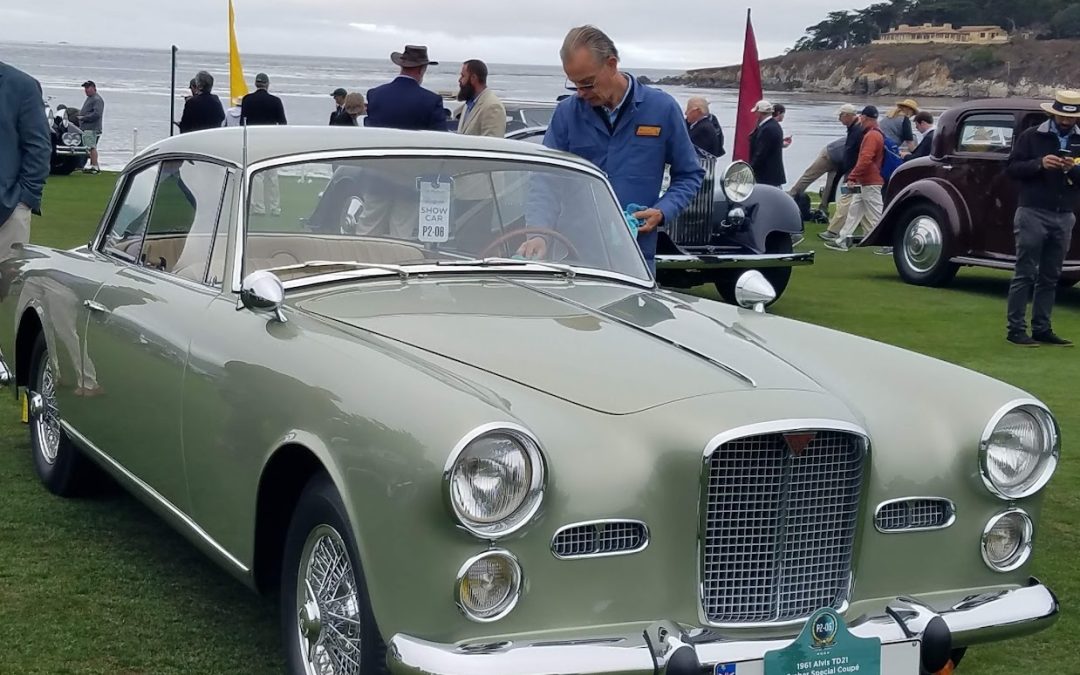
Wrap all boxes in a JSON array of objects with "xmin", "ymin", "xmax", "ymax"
[
  {"xmin": 1004, "ymin": 90, "xmax": 1080, "ymax": 347},
  {"xmin": 365, "ymin": 45, "xmax": 448, "ymax": 131}
]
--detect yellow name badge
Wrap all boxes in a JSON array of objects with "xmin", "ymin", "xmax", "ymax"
[
  {"xmin": 20, "ymin": 389, "xmax": 28, "ymax": 424},
  {"xmin": 636, "ymin": 125, "xmax": 662, "ymax": 137}
]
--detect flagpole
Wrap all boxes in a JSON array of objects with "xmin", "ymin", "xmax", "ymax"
[{"xmin": 169, "ymin": 45, "xmax": 178, "ymax": 136}]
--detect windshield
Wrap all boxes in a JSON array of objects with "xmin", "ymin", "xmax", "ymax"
[{"xmin": 244, "ymin": 157, "xmax": 650, "ymax": 281}]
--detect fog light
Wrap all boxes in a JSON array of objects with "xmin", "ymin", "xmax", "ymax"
[
  {"xmin": 455, "ymin": 550, "xmax": 521, "ymax": 622},
  {"xmin": 981, "ymin": 509, "xmax": 1032, "ymax": 572}
]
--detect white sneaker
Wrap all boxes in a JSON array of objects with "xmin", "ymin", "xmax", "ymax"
[{"xmin": 824, "ymin": 239, "xmax": 851, "ymax": 252}]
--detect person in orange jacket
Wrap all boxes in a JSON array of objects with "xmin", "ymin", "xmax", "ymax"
[{"xmin": 826, "ymin": 105, "xmax": 885, "ymax": 252}]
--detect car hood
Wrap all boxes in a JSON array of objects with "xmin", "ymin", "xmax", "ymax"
[{"xmin": 295, "ymin": 276, "xmax": 827, "ymax": 414}]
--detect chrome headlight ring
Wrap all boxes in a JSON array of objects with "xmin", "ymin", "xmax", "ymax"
[
  {"xmin": 443, "ymin": 423, "xmax": 546, "ymax": 539},
  {"xmin": 981, "ymin": 508, "xmax": 1033, "ymax": 572},
  {"xmin": 979, "ymin": 400, "xmax": 1060, "ymax": 500},
  {"xmin": 454, "ymin": 549, "xmax": 523, "ymax": 622},
  {"xmin": 721, "ymin": 161, "xmax": 756, "ymax": 204}
]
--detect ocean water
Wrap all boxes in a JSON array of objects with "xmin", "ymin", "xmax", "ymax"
[{"xmin": 5, "ymin": 41, "xmax": 965, "ymax": 185}]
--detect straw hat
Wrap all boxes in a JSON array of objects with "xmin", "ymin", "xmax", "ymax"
[
  {"xmin": 896, "ymin": 98, "xmax": 920, "ymax": 113},
  {"xmin": 1041, "ymin": 90, "xmax": 1080, "ymax": 118}
]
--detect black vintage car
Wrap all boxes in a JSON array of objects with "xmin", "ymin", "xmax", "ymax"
[
  {"xmin": 506, "ymin": 124, "xmax": 813, "ymax": 304},
  {"xmin": 43, "ymin": 100, "xmax": 90, "ymax": 175}
]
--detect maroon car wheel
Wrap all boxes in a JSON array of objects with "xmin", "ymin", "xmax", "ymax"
[{"xmin": 893, "ymin": 203, "xmax": 959, "ymax": 287}]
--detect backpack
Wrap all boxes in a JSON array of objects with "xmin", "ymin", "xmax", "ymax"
[{"xmin": 874, "ymin": 128, "xmax": 904, "ymax": 181}]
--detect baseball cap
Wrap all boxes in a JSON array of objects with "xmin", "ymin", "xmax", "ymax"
[
  {"xmin": 860, "ymin": 105, "xmax": 880, "ymax": 119},
  {"xmin": 837, "ymin": 104, "xmax": 859, "ymax": 115},
  {"xmin": 331, "ymin": 87, "xmax": 348, "ymax": 98},
  {"xmin": 255, "ymin": 73, "xmax": 269, "ymax": 86},
  {"xmin": 81, "ymin": 80, "xmax": 95, "ymax": 88},
  {"xmin": 751, "ymin": 100, "xmax": 774, "ymax": 114}
]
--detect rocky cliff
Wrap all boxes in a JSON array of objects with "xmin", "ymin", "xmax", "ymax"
[{"xmin": 655, "ymin": 40, "xmax": 1080, "ymax": 98}]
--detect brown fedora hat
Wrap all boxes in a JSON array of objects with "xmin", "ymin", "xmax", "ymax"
[{"xmin": 391, "ymin": 45, "xmax": 438, "ymax": 68}]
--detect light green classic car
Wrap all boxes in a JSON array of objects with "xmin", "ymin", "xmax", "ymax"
[{"xmin": 0, "ymin": 127, "xmax": 1061, "ymax": 675}]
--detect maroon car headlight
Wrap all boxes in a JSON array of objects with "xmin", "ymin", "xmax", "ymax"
[
  {"xmin": 444, "ymin": 424, "xmax": 546, "ymax": 538},
  {"xmin": 980, "ymin": 402, "xmax": 1059, "ymax": 500}
]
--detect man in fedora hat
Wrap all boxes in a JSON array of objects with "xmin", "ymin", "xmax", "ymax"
[
  {"xmin": 365, "ymin": 45, "xmax": 448, "ymax": 131},
  {"xmin": 1004, "ymin": 90, "xmax": 1080, "ymax": 347}
]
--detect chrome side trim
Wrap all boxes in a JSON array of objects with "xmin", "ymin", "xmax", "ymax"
[
  {"xmin": 697, "ymin": 419, "xmax": 870, "ymax": 629},
  {"xmin": 978, "ymin": 398, "xmax": 1060, "ymax": 500},
  {"xmin": 501, "ymin": 277, "xmax": 756, "ymax": 387},
  {"xmin": 982, "ymin": 508, "xmax": 1034, "ymax": 573},
  {"xmin": 454, "ymin": 549, "xmax": 523, "ymax": 623},
  {"xmin": 441, "ymin": 422, "xmax": 547, "ymax": 540},
  {"xmin": 550, "ymin": 519, "xmax": 650, "ymax": 560},
  {"xmin": 874, "ymin": 496, "xmax": 957, "ymax": 533},
  {"xmin": 60, "ymin": 421, "xmax": 249, "ymax": 574}
]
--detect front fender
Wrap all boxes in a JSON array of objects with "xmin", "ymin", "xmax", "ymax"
[
  {"xmin": 863, "ymin": 178, "xmax": 970, "ymax": 249},
  {"xmin": 732, "ymin": 185, "xmax": 803, "ymax": 253}
]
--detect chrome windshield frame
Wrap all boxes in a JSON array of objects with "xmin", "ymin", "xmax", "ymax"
[{"xmin": 231, "ymin": 148, "xmax": 654, "ymax": 293}]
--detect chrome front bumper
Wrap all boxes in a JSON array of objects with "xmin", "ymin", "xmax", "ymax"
[
  {"xmin": 54, "ymin": 147, "xmax": 90, "ymax": 156},
  {"xmin": 387, "ymin": 579, "xmax": 1057, "ymax": 675},
  {"xmin": 656, "ymin": 251, "xmax": 815, "ymax": 271}
]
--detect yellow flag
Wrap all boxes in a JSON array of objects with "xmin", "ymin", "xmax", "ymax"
[{"xmin": 228, "ymin": 0, "xmax": 248, "ymax": 106}]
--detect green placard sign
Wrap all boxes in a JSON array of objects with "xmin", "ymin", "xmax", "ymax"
[{"xmin": 764, "ymin": 608, "xmax": 881, "ymax": 675}]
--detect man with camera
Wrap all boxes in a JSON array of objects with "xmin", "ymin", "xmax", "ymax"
[{"xmin": 1004, "ymin": 91, "xmax": 1080, "ymax": 347}]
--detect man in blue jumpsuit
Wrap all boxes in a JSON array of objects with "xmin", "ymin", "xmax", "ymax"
[{"xmin": 518, "ymin": 25, "xmax": 703, "ymax": 275}]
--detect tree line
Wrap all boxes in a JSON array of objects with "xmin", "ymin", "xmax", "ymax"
[{"xmin": 792, "ymin": 0, "xmax": 1080, "ymax": 52}]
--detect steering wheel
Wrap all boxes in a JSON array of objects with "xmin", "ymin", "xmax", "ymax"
[{"xmin": 479, "ymin": 227, "xmax": 581, "ymax": 260}]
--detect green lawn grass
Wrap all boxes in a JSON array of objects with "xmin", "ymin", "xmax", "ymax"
[{"xmin": 2, "ymin": 172, "xmax": 1077, "ymax": 673}]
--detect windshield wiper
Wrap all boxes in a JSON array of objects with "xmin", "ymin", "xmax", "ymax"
[
  {"xmin": 435, "ymin": 257, "xmax": 575, "ymax": 278},
  {"xmin": 266, "ymin": 260, "xmax": 411, "ymax": 279}
]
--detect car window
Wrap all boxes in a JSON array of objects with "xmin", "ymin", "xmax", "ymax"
[
  {"xmin": 141, "ymin": 159, "xmax": 227, "ymax": 282},
  {"xmin": 956, "ymin": 113, "xmax": 1016, "ymax": 154},
  {"xmin": 244, "ymin": 157, "xmax": 649, "ymax": 281},
  {"xmin": 206, "ymin": 171, "xmax": 237, "ymax": 288},
  {"xmin": 101, "ymin": 164, "xmax": 160, "ymax": 264},
  {"xmin": 521, "ymin": 107, "xmax": 555, "ymax": 128}
]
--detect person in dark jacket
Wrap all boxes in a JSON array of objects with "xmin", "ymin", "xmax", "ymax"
[
  {"xmin": 0, "ymin": 61, "xmax": 50, "ymax": 258},
  {"xmin": 329, "ymin": 87, "xmax": 347, "ymax": 124},
  {"xmin": 819, "ymin": 104, "xmax": 865, "ymax": 241},
  {"xmin": 176, "ymin": 71, "xmax": 224, "ymax": 133},
  {"xmin": 365, "ymin": 45, "xmax": 448, "ymax": 131},
  {"xmin": 330, "ymin": 93, "xmax": 366, "ymax": 126},
  {"xmin": 748, "ymin": 99, "xmax": 785, "ymax": 187},
  {"xmin": 1003, "ymin": 90, "xmax": 1080, "ymax": 347},
  {"xmin": 240, "ymin": 73, "xmax": 287, "ymax": 126},
  {"xmin": 684, "ymin": 97, "xmax": 723, "ymax": 157},
  {"xmin": 904, "ymin": 111, "xmax": 935, "ymax": 162}
]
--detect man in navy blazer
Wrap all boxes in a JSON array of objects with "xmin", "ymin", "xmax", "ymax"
[
  {"xmin": 365, "ymin": 46, "xmax": 449, "ymax": 131},
  {"xmin": 0, "ymin": 61, "xmax": 50, "ymax": 258}
]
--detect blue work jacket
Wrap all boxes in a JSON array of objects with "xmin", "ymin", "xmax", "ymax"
[{"xmin": 542, "ymin": 75, "xmax": 704, "ymax": 270}]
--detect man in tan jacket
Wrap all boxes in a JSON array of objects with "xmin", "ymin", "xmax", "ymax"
[{"xmin": 455, "ymin": 60, "xmax": 506, "ymax": 137}]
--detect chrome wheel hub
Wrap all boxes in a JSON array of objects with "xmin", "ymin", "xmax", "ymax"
[
  {"xmin": 33, "ymin": 358, "xmax": 61, "ymax": 465},
  {"xmin": 903, "ymin": 215, "xmax": 944, "ymax": 274},
  {"xmin": 296, "ymin": 524, "xmax": 362, "ymax": 675}
]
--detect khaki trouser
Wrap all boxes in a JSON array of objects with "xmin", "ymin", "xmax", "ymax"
[
  {"xmin": 0, "ymin": 203, "xmax": 31, "ymax": 256},
  {"xmin": 251, "ymin": 169, "xmax": 280, "ymax": 214},
  {"xmin": 827, "ymin": 192, "xmax": 853, "ymax": 234},
  {"xmin": 788, "ymin": 148, "xmax": 838, "ymax": 198},
  {"xmin": 837, "ymin": 185, "xmax": 884, "ymax": 243}
]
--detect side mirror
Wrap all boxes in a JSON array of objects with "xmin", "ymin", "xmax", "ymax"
[
  {"xmin": 735, "ymin": 270, "xmax": 776, "ymax": 313},
  {"xmin": 239, "ymin": 270, "xmax": 287, "ymax": 323}
]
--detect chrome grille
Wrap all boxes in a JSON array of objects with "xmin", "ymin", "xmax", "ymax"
[
  {"xmin": 665, "ymin": 151, "xmax": 715, "ymax": 246},
  {"xmin": 552, "ymin": 521, "xmax": 648, "ymax": 559},
  {"xmin": 702, "ymin": 430, "xmax": 864, "ymax": 624},
  {"xmin": 875, "ymin": 499, "xmax": 954, "ymax": 532}
]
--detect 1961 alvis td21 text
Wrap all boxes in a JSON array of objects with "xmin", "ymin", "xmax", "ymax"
[{"xmin": 0, "ymin": 127, "xmax": 1060, "ymax": 674}]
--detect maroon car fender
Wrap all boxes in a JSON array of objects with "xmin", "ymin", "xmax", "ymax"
[{"xmin": 862, "ymin": 178, "xmax": 971, "ymax": 249}]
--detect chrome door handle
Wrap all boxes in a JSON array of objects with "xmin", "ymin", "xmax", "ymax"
[
  {"xmin": 941, "ymin": 165, "xmax": 953, "ymax": 171},
  {"xmin": 83, "ymin": 300, "xmax": 108, "ymax": 314}
]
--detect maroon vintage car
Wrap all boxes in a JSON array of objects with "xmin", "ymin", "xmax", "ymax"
[{"xmin": 863, "ymin": 99, "xmax": 1080, "ymax": 287}]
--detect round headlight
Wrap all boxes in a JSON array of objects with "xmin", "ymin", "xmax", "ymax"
[
  {"xmin": 445, "ymin": 424, "xmax": 545, "ymax": 537},
  {"xmin": 62, "ymin": 132, "xmax": 80, "ymax": 147},
  {"xmin": 722, "ymin": 161, "xmax": 756, "ymax": 204},
  {"xmin": 981, "ymin": 509, "xmax": 1033, "ymax": 571},
  {"xmin": 980, "ymin": 403, "xmax": 1059, "ymax": 499},
  {"xmin": 455, "ymin": 550, "xmax": 522, "ymax": 622}
]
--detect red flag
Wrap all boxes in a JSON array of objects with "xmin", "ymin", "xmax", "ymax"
[{"xmin": 733, "ymin": 8, "xmax": 763, "ymax": 162}]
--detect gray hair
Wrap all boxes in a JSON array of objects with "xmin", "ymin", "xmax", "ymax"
[
  {"xmin": 687, "ymin": 97, "xmax": 710, "ymax": 115},
  {"xmin": 560, "ymin": 25, "xmax": 619, "ymax": 64},
  {"xmin": 194, "ymin": 70, "xmax": 215, "ymax": 94}
]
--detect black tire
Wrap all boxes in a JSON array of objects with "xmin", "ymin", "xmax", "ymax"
[
  {"xmin": 714, "ymin": 233, "xmax": 795, "ymax": 306},
  {"xmin": 28, "ymin": 333, "xmax": 92, "ymax": 496},
  {"xmin": 281, "ymin": 473, "xmax": 386, "ymax": 675},
  {"xmin": 892, "ymin": 203, "xmax": 960, "ymax": 287}
]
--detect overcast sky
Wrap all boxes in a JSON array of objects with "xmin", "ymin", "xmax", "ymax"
[{"xmin": 1, "ymin": 0, "xmax": 871, "ymax": 69}]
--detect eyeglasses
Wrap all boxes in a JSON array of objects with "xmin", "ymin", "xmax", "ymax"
[{"xmin": 564, "ymin": 78, "xmax": 597, "ymax": 92}]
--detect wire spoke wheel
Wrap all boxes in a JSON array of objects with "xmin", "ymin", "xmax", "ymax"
[{"xmin": 296, "ymin": 524, "xmax": 363, "ymax": 675}]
